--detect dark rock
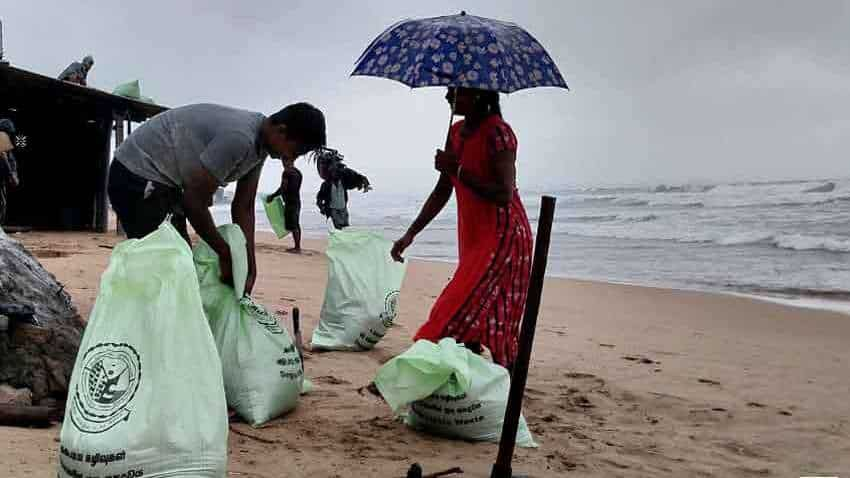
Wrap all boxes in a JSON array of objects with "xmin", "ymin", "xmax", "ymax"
[{"xmin": 0, "ymin": 232, "xmax": 83, "ymax": 404}]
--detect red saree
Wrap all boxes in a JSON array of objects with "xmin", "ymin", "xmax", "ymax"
[{"xmin": 414, "ymin": 115, "xmax": 533, "ymax": 367}]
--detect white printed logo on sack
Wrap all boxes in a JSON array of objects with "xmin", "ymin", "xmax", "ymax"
[
  {"xmin": 69, "ymin": 343, "xmax": 141, "ymax": 434},
  {"xmin": 380, "ymin": 290, "xmax": 401, "ymax": 328}
]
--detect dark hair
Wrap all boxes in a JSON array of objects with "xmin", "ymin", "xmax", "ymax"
[
  {"xmin": 450, "ymin": 87, "xmax": 502, "ymax": 118},
  {"xmin": 269, "ymin": 103, "xmax": 326, "ymax": 154},
  {"xmin": 0, "ymin": 119, "xmax": 16, "ymax": 137},
  {"xmin": 476, "ymin": 90, "xmax": 502, "ymax": 118},
  {"xmin": 0, "ymin": 119, "xmax": 16, "ymax": 146}
]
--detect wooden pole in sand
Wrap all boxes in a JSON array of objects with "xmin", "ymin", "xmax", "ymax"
[
  {"xmin": 292, "ymin": 307, "xmax": 304, "ymax": 364},
  {"xmin": 113, "ymin": 116, "xmax": 125, "ymax": 236},
  {"xmin": 491, "ymin": 195, "xmax": 557, "ymax": 478}
]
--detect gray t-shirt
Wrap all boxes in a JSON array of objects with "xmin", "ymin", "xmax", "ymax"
[{"xmin": 115, "ymin": 103, "xmax": 267, "ymax": 188}]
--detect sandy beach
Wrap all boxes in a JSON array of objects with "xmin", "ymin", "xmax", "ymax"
[{"xmin": 2, "ymin": 230, "xmax": 849, "ymax": 477}]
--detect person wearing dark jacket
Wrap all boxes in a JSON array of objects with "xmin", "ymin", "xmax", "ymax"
[
  {"xmin": 314, "ymin": 148, "xmax": 370, "ymax": 229},
  {"xmin": 58, "ymin": 55, "xmax": 94, "ymax": 86},
  {"xmin": 0, "ymin": 119, "xmax": 20, "ymax": 226}
]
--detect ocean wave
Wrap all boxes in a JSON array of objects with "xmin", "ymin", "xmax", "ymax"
[
  {"xmin": 564, "ymin": 214, "xmax": 619, "ymax": 223},
  {"xmin": 652, "ymin": 201, "xmax": 705, "ymax": 209},
  {"xmin": 563, "ymin": 228, "xmax": 850, "ymax": 253},
  {"xmin": 624, "ymin": 214, "xmax": 659, "ymax": 223},
  {"xmin": 652, "ymin": 184, "xmax": 715, "ymax": 193},
  {"xmin": 612, "ymin": 198, "xmax": 650, "ymax": 207},
  {"xmin": 726, "ymin": 284, "xmax": 850, "ymax": 300},
  {"xmin": 576, "ymin": 195, "xmax": 618, "ymax": 203},
  {"xmin": 773, "ymin": 234, "xmax": 850, "ymax": 253}
]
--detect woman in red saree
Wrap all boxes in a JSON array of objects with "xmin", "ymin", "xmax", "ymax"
[{"xmin": 392, "ymin": 87, "xmax": 533, "ymax": 370}]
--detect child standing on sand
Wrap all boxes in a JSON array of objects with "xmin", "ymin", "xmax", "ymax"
[{"xmin": 269, "ymin": 158, "xmax": 303, "ymax": 253}]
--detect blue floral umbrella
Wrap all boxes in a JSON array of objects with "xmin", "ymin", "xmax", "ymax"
[{"xmin": 351, "ymin": 11, "xmax": 568, "ymax": 94}]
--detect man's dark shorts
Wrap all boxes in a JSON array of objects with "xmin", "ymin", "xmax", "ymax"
[
  {"xmin": 108, "ymin": 160, "xmax": 186, "ymax": 239},
  {"xmin": 284, "ymin": 202, "xmax": 301, "ymax": 232}
]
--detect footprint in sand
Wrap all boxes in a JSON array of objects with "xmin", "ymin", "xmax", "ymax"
[
  {"xmin": 541, "ymin": 414, "xmax": 560, "ymax": 423},
  {"xmin": 314, "ymin": 375, "xmax": 351, "ymax": 386},
  {"xmin": 565, "ymin": 372, "xmax": 597, "ymax": 379},
  {"xmin": 623, "ymin": 355, "xmax": 659, "ymax": 365}
]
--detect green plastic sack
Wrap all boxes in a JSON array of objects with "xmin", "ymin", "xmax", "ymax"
[
  {"xmin": 194, "ymin": 224, "xmax": 304, "ymax": 427},
  {"xmin": 113, "ymin": 80, "xmax": 156, "ymax": 104},
  {"xmin": 311, "ymin": 229, "xmax": 407, "ymax": 351},
  {"xmin": 113, "ymin": 80, "xmax": 141, "ymax": 99},
  {"xmin": 262, "ymin": 194, "xmax": 290, "ymax": 239},
  {"xmin": 375, "ymin": 338, "xmax": 537, "ymax": 448},
  {"xmin": 58, "ymin": 222, "xmax": 228, "ymax": 478}
]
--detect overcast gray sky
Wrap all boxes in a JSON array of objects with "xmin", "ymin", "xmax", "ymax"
[{"xmin": 3, "ymin": 0, "xmax": 849, "ymax": 194}]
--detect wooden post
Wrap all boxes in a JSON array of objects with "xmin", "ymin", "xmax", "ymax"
[
  {"xmin": 292, "ymin": 307, "xmax": 304, "ymax": 365},
  {"xmin": 491, "ymin": 195, "xmax": 557, "ymax": 478},
  {"xmin": 114, "ymin": 117, "xmax": 125, "ymax": 236},
  {"xmin": 94, "ymin": 117, "xmax": 112, "ymax": 233}
]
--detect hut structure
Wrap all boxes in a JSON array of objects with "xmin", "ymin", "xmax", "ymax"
[{"xmin": 0, "ymin": 63, "xmax": 166, "ymax": 232}]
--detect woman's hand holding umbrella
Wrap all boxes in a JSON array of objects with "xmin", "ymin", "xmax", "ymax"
[{"xmin": 434, "ymin": 149, "xmax": 460, "ymax": 176}]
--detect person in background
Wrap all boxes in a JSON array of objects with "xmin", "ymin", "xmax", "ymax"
[
  {"xmin": 314, "ymin": 148, "xmax": 371, "ymax": 229},
  {"xmin": 391, "ymin": 86, "xmax": 533, "ymax": 371},
  {"xmin": 0, "ymin": 119, "xmax": 20, "ymax": 227},
  {"xmin": 107, "ymin": 103, "xmax": 326, "ymax": 294},
  {"xmin": 268, "ymin": 157, "xmax": 303, "ymax": 253},
  {"xmin": 58, "ymin": 55, "xmax": 94, "ymax": 86}
]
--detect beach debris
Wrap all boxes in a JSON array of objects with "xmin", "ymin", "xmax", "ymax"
[
  {"xmin": 779, "ymin": 410, "xmax": 793, "ymax": 416},
  {"xmin": 405, "ymin": 464, "xmax": 464, "ymax": 478},
  {"xmin": 0, "ymin": 384, "xmax": 31, "ymax": 406},
  {"xmin": 598, "ymin": 343, "xmax": 616, "ymax": 348},
  {"xmin": 311, "ymin": 229, "xmax": 406, "ymax": 351},
  {"xmin": 747, "ymin": 401, "xmax": 766, "ymax": 408},
  {"xmin": 698, "ymin": 378, "xmax": 722, "ymax": 386},
  {"xmin": 57, "ymin": 222, "xmax": 227, "ymax": 478},
  {"xmin": 229, "ymin": 424, "xmax": 282, "ymax": 445},
  {"xmin": 622, "ymin": 355, "xmax": 658, "ymax": 365},
  {"xmin": 570, "ymin": 395, "xmax": 595, "ymax": 409},
  {"xmin": 565, "ymin": 372, "xmax": 597, "ymax": 379},
  {"xmin": 0, "ymin": 404, "xmax": 54, "ymax": 428},
  {"xmin": 195, "ymin": 224, "xmax": 306, "ymax": 427},
  {"xmin": 0, "ymin": 232, "xmax": 82, "ymax": 407},
  {"xmin": 315, "ymin": 375, "xmax": 351, "ymax": 386}
]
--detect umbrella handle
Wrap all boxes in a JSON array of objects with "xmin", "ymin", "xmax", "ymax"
[{"xmin": 444, "ymin": 89, "xmax": 457, "ymax": 151}]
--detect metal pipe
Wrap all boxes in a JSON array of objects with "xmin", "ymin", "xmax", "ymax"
[
  {"xmin": 0, "ymin": 20, "xmax": 5, "ymax": 63},
  {"xmin": 491, "ymin": 195, "xmax": 557, "ymax": 478}
]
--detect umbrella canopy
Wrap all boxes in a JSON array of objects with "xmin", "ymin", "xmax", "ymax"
[{"xmin": 352, "ymin": 12, "xmax": 568, "ymax": 94}]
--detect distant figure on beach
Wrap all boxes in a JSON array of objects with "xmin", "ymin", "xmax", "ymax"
[
  {"xmin": 268, "ymin": 157, "xmax": 303, "ymax": 253},
  {"xmin": 0, "ymin": 119, "xmax": 20, "ymax": 226},
  {"xmin": 108, "ymin": 103, "xmax": 326, "ymax": 294},
  {"xmin": 58, "ymin": 55, "xmax": 94, "ymax": 86},
  {"xmin": 314, "ymin": 148, "xmax": 371, "ymax": 229},
  {"xmin": 391, "ymin": 87, "xmax": 533, "ymax": 370}
]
